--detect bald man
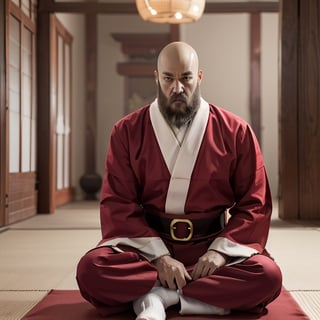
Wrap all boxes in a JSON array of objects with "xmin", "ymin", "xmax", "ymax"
[{"xmin": 76, "ymin": 42, "xmax": 282, "ymax": 320}]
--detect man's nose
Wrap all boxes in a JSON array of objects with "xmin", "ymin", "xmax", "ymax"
[{"xmin": 172, "ymin": 80, "xmax": 184, "ymax": 94}]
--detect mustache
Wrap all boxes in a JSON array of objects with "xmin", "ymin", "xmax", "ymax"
[{"xmin": 169, "ymin": 94, "xmax": 187, "ymax": 103}]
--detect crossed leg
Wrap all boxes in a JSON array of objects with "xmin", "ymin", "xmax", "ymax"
[{"xmin": 76, "ymin": 247, "xmax": 282, "ymax": 317}]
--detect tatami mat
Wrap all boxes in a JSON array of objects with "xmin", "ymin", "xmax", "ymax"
[
  {"xmin": 0, "ymin": 229, "xmax": 100, "ymax": 290},
  {"xmin": 2, "ymin": 290, "xmax": 319, "ymax": 320},
  {"xmin": 1, "ymin": 201, "xmax": 319, "ymax": 320},
  {"xmin": 10, "ymin": 201, "xmax": 100, "ymax": 230},
  {"xmin": 0, "ymin": 291, "xmax": 48, "ymax": 320},
  {"xmin": 268, "ymin": 228, "xmax": 320, "ymax": 291},
  {"xmin": 291, "ymin": 291, "xmax": 320, "ymax": 320}
]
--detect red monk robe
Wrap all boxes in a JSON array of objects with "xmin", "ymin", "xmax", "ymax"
[{"xmin": 76, "ymin": 99, "xmax": 282, "ymax": 317}]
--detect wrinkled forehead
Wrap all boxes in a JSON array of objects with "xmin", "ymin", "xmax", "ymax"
[{"xmin": 157, "ymin": 43, "xmax": 199, "ymax": 76}]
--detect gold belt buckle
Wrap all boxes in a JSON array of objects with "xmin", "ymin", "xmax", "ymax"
[{"xmin": 170, "ymin": 218, "xmax": 193, "ymax": 241}]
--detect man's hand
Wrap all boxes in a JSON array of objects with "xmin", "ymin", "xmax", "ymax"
[
  {"xmin": 191, "ymin": 250, "xmax": 228, "ymax": 280},
  {"xmin": 153, "ymin": 255, "xmax": 192, "ymax": 290}
]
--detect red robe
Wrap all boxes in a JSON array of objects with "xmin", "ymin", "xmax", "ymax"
[
  {"xmin": 77, "ymin": 101, "xmax": 281, "ymax": 317},
  {"xmin": 99, "ymin": 102, "xmax": 271, "ymax": 256}
]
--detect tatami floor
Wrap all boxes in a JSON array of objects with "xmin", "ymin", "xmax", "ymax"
[{"xmin": 0, "ymin": 200, "xmax": 319, "ymax": 320}]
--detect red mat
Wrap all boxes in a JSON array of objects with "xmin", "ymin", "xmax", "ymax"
[{"xmin": 22, "ymin": 288, "xmax": 309, "ymax": 320}]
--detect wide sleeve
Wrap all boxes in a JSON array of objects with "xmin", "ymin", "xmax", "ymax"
[
  {"xmin": 209, "ymin": 124, "xmax": 272, "ymax": 260},
  {"xmin": 98, "ymin": 123, "xmax": 169, "ymax": 261}
]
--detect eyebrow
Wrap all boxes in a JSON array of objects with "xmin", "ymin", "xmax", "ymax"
[{"xmin": 162, "ymin": 71, "xmax": 193, "ymax": 77}]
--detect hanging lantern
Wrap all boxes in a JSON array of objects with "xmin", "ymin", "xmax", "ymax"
[{"xmin": 136, "ymin": 0, "xmax": 206, "ymax": 24}]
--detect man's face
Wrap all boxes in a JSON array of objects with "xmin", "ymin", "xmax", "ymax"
[{"xmin": 155, "ymin": 53, "xmax": 202, "ymax": 128}]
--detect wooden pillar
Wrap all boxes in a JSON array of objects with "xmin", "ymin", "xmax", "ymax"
[
  {"xmin": 249, "ymin": 13, "xmax": 261, "ymax": 143},
  {"xmin": 79, "ymin": 12, "xmax": 102, "ymax": 199},
  {"xmin": 84, "ymin": 13, "xmax": 97, "ymax": 174},
  {"xmin": 36, "ymin": 11, "xmax": 55, "ymax": 213},
  {"xmin": 170, "ymin": 24, "xmax": 180, "ymax": 42},
  {"xmin": 0, "ymin": 0, "xmax": 7, "ymax": 225},
  {"xmin": 279, "ymin": 0, "xmax": 299, "ymax": 219},
  {"xmin": 279, "ymin": 0, "xmax": 320, "ymax": 219},
  {"xmin": 298, "ymin": 0, "xmax": 320, "ymax": 219}
]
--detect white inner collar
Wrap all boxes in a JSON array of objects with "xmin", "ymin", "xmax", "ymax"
[{"xmin": 170, "ymin": 121, "xmax": 191, "ymax": 146}]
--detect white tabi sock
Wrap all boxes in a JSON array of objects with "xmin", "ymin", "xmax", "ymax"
[
  {"xmin": 179, "ymin": 294, "xmax": 230, "ymax": 316},
  {"xmin": 133, "ymin": 287, "xmax": 179, "ymax": 320},
  {"xmin": 149, "ymin": 287, "xmax": 179, "ymax": 308}
]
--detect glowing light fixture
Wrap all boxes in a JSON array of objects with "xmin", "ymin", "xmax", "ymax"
[{"xmin": 136, "ymin": 0, "xmax": 206, "ymax": 24}]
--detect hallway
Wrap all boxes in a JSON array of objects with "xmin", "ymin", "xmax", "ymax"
[{"xmin": 0, "ymin": 201, "xmax": 319, "ymax": 319}]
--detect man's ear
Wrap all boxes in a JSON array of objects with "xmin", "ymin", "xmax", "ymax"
[{"xmin": 198, "ymin": 70, "xmax": 203, "ymax": 83}]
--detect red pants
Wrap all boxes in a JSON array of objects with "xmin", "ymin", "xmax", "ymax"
[{"xmin": 76, "ymin": 247, "xmax": 282, "ymax": 317}]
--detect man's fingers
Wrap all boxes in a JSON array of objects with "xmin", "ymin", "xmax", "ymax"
[
  {"xmin": 154, "ymin": 255, "xmax": 191, "ymax": 289},
  {"xmin": 169, "ymin": 265, "xmax": 189, "ymax": 289},
  {"xmin": 159, "ymin": 277, "xmax": 167, "ymax": 288},
  {"xmin": 192, "ymin": 261, "xmax": 218, "ymax": 280},
  {"xmin": 166, "ymin": 277, "xmax": 176, "ymax": 290},
  {"xmin": 191, "ymin": 264, "xmax": 202, "ymax": 280},
  {"xmin": 184, "ymin": 269, "xmax": 192, "ymax": 281},
  {"xmin": 175, "ymin": 272, "xmax": 188, "ymax": 290},
  {"xmin": 191, "ymin": 250, "xmax": 228, "ymax": 280}
]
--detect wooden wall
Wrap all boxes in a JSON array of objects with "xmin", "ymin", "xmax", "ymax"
[
  {"xmin": 8, "ymin": 173, "xmax": 37, "ymax": 224},
  {"xmin": 279, "ymin": 0, "xmax": 320, "ymax": 219}
]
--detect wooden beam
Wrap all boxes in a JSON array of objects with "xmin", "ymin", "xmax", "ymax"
[
  {"xmin": 278, "ymin": 0, "xmax": 299, "ymax": 219},
  {"xmin": 298, "ymin": 0, "xmax": 320, "ymax": 219},
  {"xmin": 249, "ymin": 13, "xmax": 261, "ymax": 143},
  {"xmin": 85, "ymin": 12, "xmax": 98, "ymax": 174},
  {"xmin": 36, "ymin": 11, "xmax": 55, "ymax": 213},
  {"xmin": 205, "ymin": 2, "xmax": 278, "ymax": 13},
  {"xmin": 112, "ymin": 33, "xmax": 170, "ymax": 56},
  {"xmin": 170, "ymin": 24, "xmax": 180, "ymax": 42},
  {"xmin": 8, "ymin": 1, "xmax": 35, "ymax": 32},
  {"xmin": 39, "ymin": 1, "xmax": 138, "ymax": 14},
  {"xmin": 38, "ymin": 1, "xmax": 279, "ymax": 14},
  {"xmin": 117, "ymin": 63, "xmax": 156, "ymax": 77}
]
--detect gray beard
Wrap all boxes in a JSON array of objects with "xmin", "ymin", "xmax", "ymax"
[{"xmin": 157, "ymin": 82, "xmax": 201, "ymax": 128}]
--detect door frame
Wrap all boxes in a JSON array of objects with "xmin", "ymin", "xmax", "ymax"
[
  {"xmin": 0, "ymin": 0, "xmax": 8, "ymax": 227},
  {"xmin": 37, "ymin": 14, "xmax": 73, "ymax": 213},
  {"xmin": 51, "ymin": 15, "xmax": 74, "ymax": 207}
]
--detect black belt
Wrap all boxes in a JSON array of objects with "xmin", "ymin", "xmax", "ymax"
[{"xmin": 145, "ymin": 211, "xmax": 225, "ymax": 242}]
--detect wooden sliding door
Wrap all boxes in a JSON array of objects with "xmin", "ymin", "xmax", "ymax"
[
  {"xmin": 51, "ymin": 16, "xmax": 74, "ymax": 207},
  {"xmin": 6, "ymin": 0, "xmax": 37, "ymax": 224}
]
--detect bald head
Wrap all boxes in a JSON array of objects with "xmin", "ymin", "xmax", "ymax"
[{"xmin": 157, "ymin": 41, "xmax": 199, "ymax": 75}]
